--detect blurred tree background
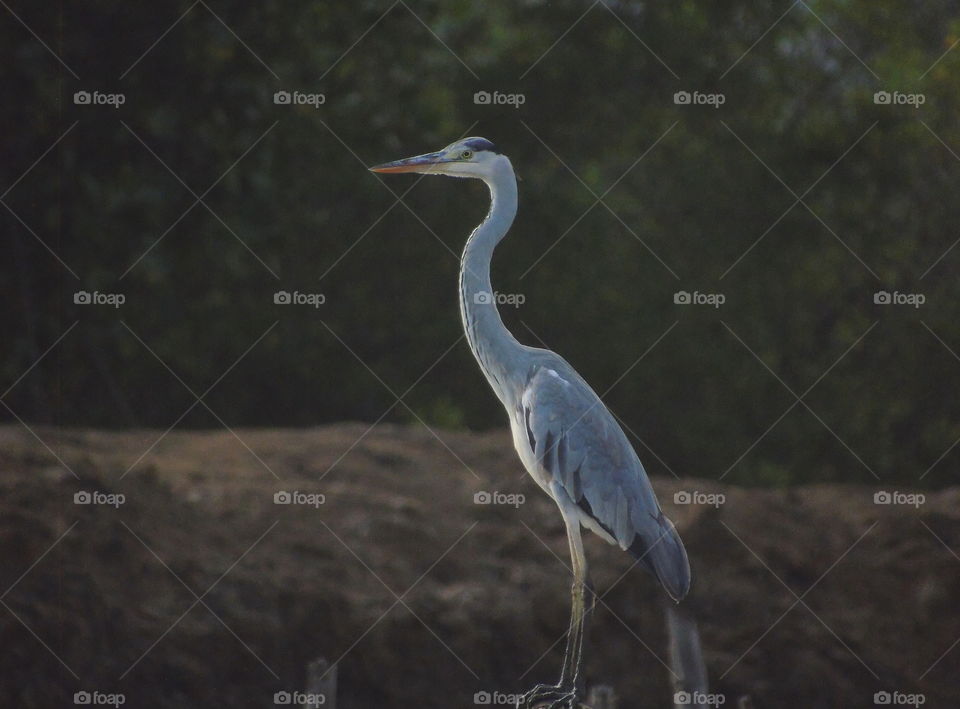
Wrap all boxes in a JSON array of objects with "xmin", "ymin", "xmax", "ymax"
[{"xmin": 2, "ymin": 0, "xmax": 959, "ymax": 488}]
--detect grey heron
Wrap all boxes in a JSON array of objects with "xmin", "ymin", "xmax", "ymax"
[{"xmin": 370, "ymin": 138, "xmax": 690, "ymax": 708}]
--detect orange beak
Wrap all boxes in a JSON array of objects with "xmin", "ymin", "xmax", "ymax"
[{"xmin": 369, "ymin": 151, "xmax": 447, "ymax": 174}]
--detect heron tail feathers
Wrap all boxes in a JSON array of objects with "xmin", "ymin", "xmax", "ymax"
[{"xmin": 628, "ymin": 514, "xmax": 691, "ymax": 602}]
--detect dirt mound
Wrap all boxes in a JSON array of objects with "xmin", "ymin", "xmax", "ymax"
[{"xmin": 0, "ymin": 424, "xmax": 957, "ymax": 708}]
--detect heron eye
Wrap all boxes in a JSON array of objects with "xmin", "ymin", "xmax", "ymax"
[{"xmin": 460, "ymin": 150, "xmax": 473, "ymax": 160}]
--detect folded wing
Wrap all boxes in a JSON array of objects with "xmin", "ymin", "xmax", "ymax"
[{"xmin": 521, "ymin": 366, "xmax": 690, "ymax": 601}]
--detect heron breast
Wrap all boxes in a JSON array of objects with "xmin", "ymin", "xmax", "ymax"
[{"xmin": 509, "ymin": 412, "xmax": 554, "ymax": 496}]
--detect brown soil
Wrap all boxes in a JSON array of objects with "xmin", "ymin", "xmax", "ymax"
[{"xmin": 0, "ymin": 423, "xmax": 957, "ymax": 708}]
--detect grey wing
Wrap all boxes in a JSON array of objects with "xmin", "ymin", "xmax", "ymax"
[{"xmin": 521, "ymin": 366, "xmax": 690, "ymax": 601}]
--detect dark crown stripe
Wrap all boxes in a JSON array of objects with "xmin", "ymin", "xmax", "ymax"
[{"xmin": 463, "ymin": 137, "xmax": 498, "ymax": 153}]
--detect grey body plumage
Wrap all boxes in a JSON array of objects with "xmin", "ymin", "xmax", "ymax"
[{"xmin": 515, "ymin": 357, "xmax": 690, "ymax": 601}]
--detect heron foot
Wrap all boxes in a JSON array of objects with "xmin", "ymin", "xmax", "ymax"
[{"xmin": 516, "ymin": 684, "xmax": 579, "ymax": 709}]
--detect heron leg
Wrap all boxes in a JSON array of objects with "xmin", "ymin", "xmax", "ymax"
[
  {"xmin": 558, "ymin": 513, "xmax": 588, "ymax": 695},
  {"xmin": 517, "ymin": 684, "xmax": 570, "ymax": 709},
  {"xmin": 517, "ymin": 605, "xmax": 581, "ymax": 707},
  {"xmin": 518, "ymin": 503, "xmax": 590, "ymax": 709}
]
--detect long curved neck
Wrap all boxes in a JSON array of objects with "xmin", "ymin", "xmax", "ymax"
[{"xmin": 458, "ymin": 157, "xmax": 525, "ymax": 405}]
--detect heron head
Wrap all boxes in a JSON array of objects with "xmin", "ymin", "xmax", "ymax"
[{"xmin": 369, "ymin": 137, "xmax": 503, "ymax": 179}]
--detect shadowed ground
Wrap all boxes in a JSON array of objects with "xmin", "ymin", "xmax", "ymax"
[{"xmin": 0, "ymin": 424, "xmax": 956, "ymax": 707}]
